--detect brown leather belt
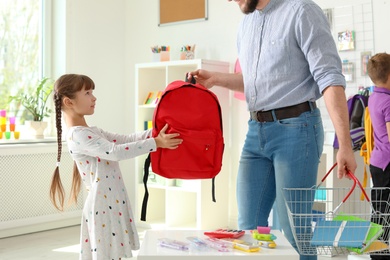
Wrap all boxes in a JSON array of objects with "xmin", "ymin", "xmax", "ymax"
[{"xmin": 250, "ymin": 101, "xmax": 316, "ymax": 122}]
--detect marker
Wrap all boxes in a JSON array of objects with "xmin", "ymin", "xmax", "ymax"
[
  {"xmin": 258, "ymin": 241, "xmax": 277, "ymax": 249},
  {"xmin": 157, "ymin": 238, "xmax": 189, "ymax": 251}
]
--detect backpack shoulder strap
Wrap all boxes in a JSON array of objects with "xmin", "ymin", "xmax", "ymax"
[
  {"xmin": 359, "ymin": 106, "xmax": 373, "ymax": 201},
  {"xmin": 140, "ymin": 153, "xmax": 151, "ymax": 221},
  {"xmin": 364, "ymin": 107, "xmax": 374, "ymax": 162}
]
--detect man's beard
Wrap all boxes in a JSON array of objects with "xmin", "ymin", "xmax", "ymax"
[{"xmin": 241, "ymin": 0, "xmax": 260, "ymax": 14}]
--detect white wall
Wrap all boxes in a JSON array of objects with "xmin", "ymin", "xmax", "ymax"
[
  {"xmin": 372, "ymin": 0, "xmax": 390, "ymax": 52},
  {"xmin": 56, "ymin": 0, "xmax": 136, "ymax": 213},
  {"xmin": 62, "ymin": 0, "xmax": 127, "ymax": 133},
  {"xmin": 60, "ymin": 0, "xmax": 390, "ymax": 229},
  {"xmin": 124, "ymin": 1, "xmax": 245, "ymax": 227}
]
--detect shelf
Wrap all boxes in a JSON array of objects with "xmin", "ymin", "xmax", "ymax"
[
  {"xmin": 141, "ymin": 181, "xmax": 200, "ymax": 193},
  {"xmin": 138, "ymin": 104, "xmax": 157, "ymax": 109}
]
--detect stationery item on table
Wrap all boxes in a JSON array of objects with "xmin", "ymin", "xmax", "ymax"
[
  {"xmin": 186, "ymin": 236, "xmax": 231, "ymax": 252},
  {"xmin": 258, "ymin": 240, "xmax": 277, "ymax": 249},
  {"xmin": 203, "ymin": 237, "xmax": 231, "ymax": 252},
  {"xmin": 220, "ymin": 238, "xmax": 260, "ymax": 253},
  {"xmin": 257, "ymin": 226, "xmax": 271, "ymax": 234},
  {"xmin": 251, "ymin": 229, "xmax": 277, "ymax": 248},
  {"xmin": 157, "ymin": 238, "xmax": 189, "ymax": 251},
  {"xmin": 186, "ymin": 236, "xmax": 209, "ymax": 251},
  {"xmin": 204, "ymin": 229, "xmax": 245, "ymax": 239},
  {"xmin": 251, "ymin": 230, "xmax": 277, "ymax": 241}
]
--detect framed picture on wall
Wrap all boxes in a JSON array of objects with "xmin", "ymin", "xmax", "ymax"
[
  {"xmin": 361, "ymin": 51, "xmax": 372, "ymax": 76},
  {"xmin": 159, "ymin": 0, "xmax": 208, "ymax": 26},
  {"xmin": 337, "ymin": 30, "xmax": 355, "ymax": 51},
  {"xmin": 323, "ymin": 8, "xmax": 333, "ymax": 29},
  {"xmin": 342, "ymin": 61, "xmax": 354, "ymax": 82}
]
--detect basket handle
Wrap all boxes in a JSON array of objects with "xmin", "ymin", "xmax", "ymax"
[{"xmin": 318, "ymin": 163, "xmax": 370, "ymax": 204}]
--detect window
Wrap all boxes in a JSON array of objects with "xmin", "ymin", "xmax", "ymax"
[{"xmin": 0, "ymin": 0, "xmax": 51, "ymax": 125}]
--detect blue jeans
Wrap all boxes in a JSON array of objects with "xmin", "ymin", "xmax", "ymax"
[{"xmin": 237, "ymin": 108, "xmax": 324, "ymax": 260}]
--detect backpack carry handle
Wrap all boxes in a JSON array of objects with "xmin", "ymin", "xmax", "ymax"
[{"xmin": 185, "ymin": 72, "xmax": 196, "ymax": 84}]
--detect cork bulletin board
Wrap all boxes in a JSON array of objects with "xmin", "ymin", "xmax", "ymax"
[{"xmin": 159, "ymin": 0, "xmax": 208, "ymax": 26}]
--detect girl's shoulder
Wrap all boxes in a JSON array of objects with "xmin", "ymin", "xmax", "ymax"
[
  {"xmin": 66, "ymin": 126, "xmax": 101, "ymax": 140},
  {"xmin": 68, "ymin": 125, "xmax": 98, "ymax": 133}
]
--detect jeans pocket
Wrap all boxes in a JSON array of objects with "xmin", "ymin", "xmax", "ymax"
[{"xmin": 277, "ymin": 114, "xmax": 307, "ymax": 128}]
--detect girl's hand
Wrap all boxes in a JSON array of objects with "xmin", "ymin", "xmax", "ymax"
[{"xmin": 154, "ymin": 124, "xmax": 183, "ymax": 149}]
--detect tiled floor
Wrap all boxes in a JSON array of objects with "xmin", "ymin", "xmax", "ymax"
[
  {"xmin": 0, "ymin": 225, "xmax": 364, "ymax": 260},
  {"xmin": 0, "ymin": 225, "xmax": 141, "ymax": 260}
]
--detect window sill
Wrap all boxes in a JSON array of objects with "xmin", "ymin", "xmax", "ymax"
[{"xmin": 0, "ymin": 137, "xmax": 58, "ymax": 146}]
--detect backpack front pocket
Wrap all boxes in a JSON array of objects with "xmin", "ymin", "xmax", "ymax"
[{"xmin": 157, "ymin": 128, "xmax": 222, "ymax": 178}]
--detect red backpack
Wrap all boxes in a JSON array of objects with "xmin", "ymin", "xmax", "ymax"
[{"xmin": 140, "ymin": 79, "xmax": 224, "ymax": 221}]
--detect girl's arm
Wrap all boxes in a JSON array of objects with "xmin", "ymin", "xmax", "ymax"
[
  {"xmin": 387, "ymin": 122, "xmax": 390, "ymax": 143},
  {"xmin": 99, "ymin": 128, "xmax": 153, "ymax": 144},
  {"xmin": 68, "ymin": 125, "xmax": 182, "ymax": 161},
  {"xmin": 68, "ymin": 127, "xmax": 157, "ymax": 161}
]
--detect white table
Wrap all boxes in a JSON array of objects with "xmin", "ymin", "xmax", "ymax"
[{"xmin": 138, "ymin": 230, "xmax": 299, "ymax": 259}]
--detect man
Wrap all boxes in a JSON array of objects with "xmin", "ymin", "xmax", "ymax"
[{"xmin": 189, "ymin": 0, "xmax": 356, "ymax": 259}]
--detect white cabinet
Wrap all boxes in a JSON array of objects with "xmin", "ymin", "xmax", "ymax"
[{"xmin": 134, "ymin": 59, "xmax": 231, "ymax": 230}]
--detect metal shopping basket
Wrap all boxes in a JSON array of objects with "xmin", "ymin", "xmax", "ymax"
[{"xmin": 283, "ymin": 163, "xmax": 390, "ymax": 256}]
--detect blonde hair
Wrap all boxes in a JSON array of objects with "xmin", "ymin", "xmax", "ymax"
[{"xmin": 50, "ymin": 74, "xmax": 95, "ymax": 210}]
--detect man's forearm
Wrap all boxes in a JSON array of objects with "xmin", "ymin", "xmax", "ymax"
[
  {"xmin": 323, "ymin": 86, "xmax": 351, "ymax": 148},
  {"xmin": 213, "ymin": 72, "xmax": 244, "ymax": 92}
]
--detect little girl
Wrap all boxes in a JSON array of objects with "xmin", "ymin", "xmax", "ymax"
[{"xmin": 49, "ymin": 74, "xmax": 182, "ymax": 260}]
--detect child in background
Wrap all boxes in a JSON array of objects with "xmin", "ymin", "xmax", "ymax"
[
  {"xmin": 49, "ymin": 74, "xmax": 182, "ymax": 260},
  {"xmin": 367, "ymin": 53, "xmax": 390, "ymax": 260}
]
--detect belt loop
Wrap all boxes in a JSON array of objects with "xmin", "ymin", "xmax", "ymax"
[
  {"xmin": 271, "ymin": 109, "xmax": 277, "ymax": 121},
  {"xmin": 308, "ymin": 101, "xmax": 315, "ymax": 111}
]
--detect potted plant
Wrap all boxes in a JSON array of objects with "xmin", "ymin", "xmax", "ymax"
[{"xmin": 9, "ymin": 77, "xmax": 54, "ymax": 138}]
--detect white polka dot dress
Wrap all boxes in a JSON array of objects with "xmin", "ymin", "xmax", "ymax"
[{"xmin": 66, "ymin": 126, "xmax": 156, "ymax": 260}]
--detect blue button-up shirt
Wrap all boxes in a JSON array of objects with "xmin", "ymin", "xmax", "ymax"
[{"xmin": 237, "ymin": 0, "xmax": 346, "ymax": 111}]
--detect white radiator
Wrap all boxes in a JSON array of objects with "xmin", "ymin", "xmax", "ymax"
[{"xmin": 0, "ymin": 141, "xmax": 84, "ymax": 238}]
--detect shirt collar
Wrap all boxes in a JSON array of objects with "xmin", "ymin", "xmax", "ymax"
[
  {"xmin": 374, "ymin": 86, "xmax": 390, "ymax": 95},
  {"xmin": 258, "ymin": 0, "xmax": 278, "ymax": 13}
]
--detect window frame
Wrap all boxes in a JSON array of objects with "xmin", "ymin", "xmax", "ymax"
[{"xmin": 0, "ymin": 0, "xmax": 54, "ymax": 143}]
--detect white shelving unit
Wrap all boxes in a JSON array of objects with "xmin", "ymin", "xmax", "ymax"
[{"xmin": 134, "ymin": 59, "xmax": 231, "ymax": 230}]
